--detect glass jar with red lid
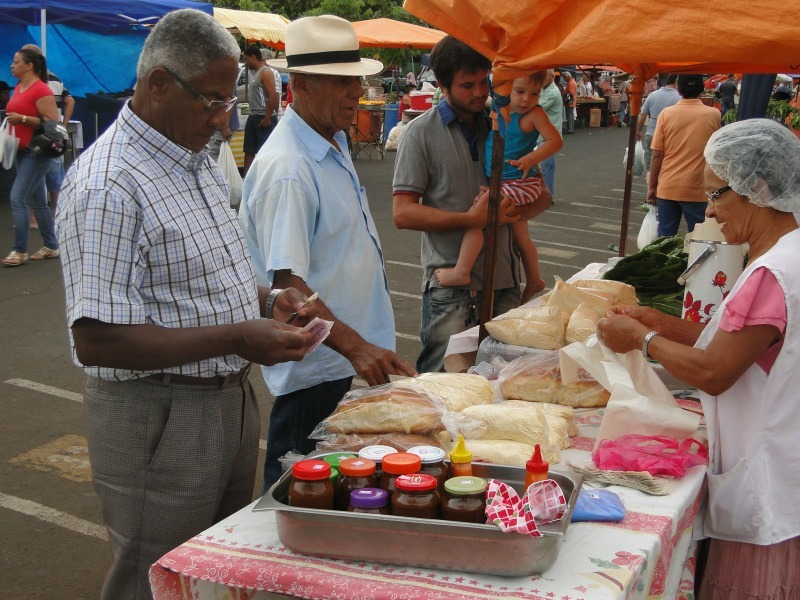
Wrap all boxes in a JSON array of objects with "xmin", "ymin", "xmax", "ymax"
[
  {"xmin": 378, "ymin": 452, "xmax": 421, "ymax": 494},
  {"xmin": 391, "ymin": 473, "xmax": 441, "ymax": 519},
  {"xmin": 407, "ymin": 445, "xmax": 448, "ymax": 494},
  {"xmin": 335, "ymin": 457, "xmax": 378, "ymax": 510},
  {"xmin": 441, "ymin": 476, "xmax": 487, "ymax": 523},
  {"xmin": 289, "ymin": 459, "xmax": 334, "ymax": 509},
  {"xmin": 347, "ymin": 487, "xmax": 390, "ymax": 514}
]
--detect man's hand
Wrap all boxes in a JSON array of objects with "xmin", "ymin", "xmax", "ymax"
[
  {"xmin": 345, "ymin": 342, "xmax": 417, "ymax": 386},
  {"xmin": 466, "ymin": 187, "xmax": 520, "ymax": 229},
  {"xmin": 271, "ymin": 288, "xmax": 317, "ymax": 326},
  {"xmin": 645, "ymin": 189, "xmax": 658, "ymax": 206},
  {"xmin": 636, "ymin": 130, "xmax": 644, "ymax": 142},
  {"xmin": 259, "ymin": 118, "xmax": 270, "ymax": 129},
  {"xmin": 236, "ymin": 319, "xmax": 311, "ymax": 366},
  {"xmin": 222, "ymin": 125, "xmax": 232, "ymax": 142}
]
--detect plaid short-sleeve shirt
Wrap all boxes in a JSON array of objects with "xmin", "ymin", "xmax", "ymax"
[{"xmin": 57, "ymin": 102, "xmax": 259, "ymax": 381}]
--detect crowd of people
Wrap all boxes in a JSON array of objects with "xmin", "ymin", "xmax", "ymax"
[{"xmin": 2, "ymin": 8, "xmax": 799, "ymax": 600}]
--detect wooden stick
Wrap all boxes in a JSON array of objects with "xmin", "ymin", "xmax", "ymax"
[{"xmin": 478, "ymin": 128, "xmax": 505, "ymax": 343}]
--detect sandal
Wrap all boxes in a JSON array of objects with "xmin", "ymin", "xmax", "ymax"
[
  {"xmin": 3, "ymin": 251, "xmax": 28, "ymax": 267},
  {"xmin": 29, "ymin": 247, "xmax": 60, "ymax": 260}
]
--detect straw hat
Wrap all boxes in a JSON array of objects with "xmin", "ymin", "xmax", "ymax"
[{"xmin": 268, "ymin": 15, "xmax": 382, "ymax": 77}]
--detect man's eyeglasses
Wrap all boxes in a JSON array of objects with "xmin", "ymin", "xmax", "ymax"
[
  {"xmin": 164, "ymin": 67, "xmax": 236, "ymax": 114},
  {"xmin": 705, "ymin": 185, "xmax": 731, "ymax": 205}
]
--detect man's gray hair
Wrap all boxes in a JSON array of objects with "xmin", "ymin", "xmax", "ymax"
[{"xmin": 137, "ymin": 9, "xmax": 240, "ymax": 82}]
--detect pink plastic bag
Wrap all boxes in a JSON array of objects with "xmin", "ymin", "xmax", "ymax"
[{"xmin": 592, "ymin": 434, "xmax": 708, "ymax": 478}]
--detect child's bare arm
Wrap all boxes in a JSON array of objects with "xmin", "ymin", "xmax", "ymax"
[{"xmin": 507, "ymin": 106, "xmax": 564, "ymax": 178}]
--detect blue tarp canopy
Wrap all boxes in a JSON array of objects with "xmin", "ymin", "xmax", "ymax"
[{"xmin": 0, "ymin": 0, "xmax": 213, "ymax": 97}]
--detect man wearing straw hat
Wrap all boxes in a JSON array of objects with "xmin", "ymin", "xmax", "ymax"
[{"xmin": 239, "ymin": 15, "xmax": 417, "ymax": 490}]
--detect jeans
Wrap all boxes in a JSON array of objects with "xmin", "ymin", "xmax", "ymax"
[
  {"xmin": 539, "ymin": 154, "xmax": 556, "ymax": 202},
  {"xmin": 262, "ymin": 376, "xmax": 353, "ymax": 492},
  {"xmin": 619, "ymin": 100, "xmax": 629, "ymax": 125},
  {"xmin": 657, "ymin": 199, "xmax": 708, "ymax": 237},
  {"xmin": 417, "ymin": 285, "xmax": 521, "ymax": 373},
  {"xmin": 564, "ymin": 105, "xmax": 575, "ymax": 133},
  {"xmin": 720, "ymin": 99, "xmax": 735, "ymax": 118},
  {"xmin": 10, "ymin": 149, "xmax": 58, "ymax": 253},
  {"xmin": 45, "ymin": 156, "xmax": 65, "ymax": 192}
]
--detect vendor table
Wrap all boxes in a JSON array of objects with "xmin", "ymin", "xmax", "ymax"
[
  {"xmin": 349, "ymin": 105, "xmax": 385, "ymax": 161},
  {"xmin": 576, "ymin": 97, "xmax": 609, "ymax": 127},
  {"xmin": 149, "ymin": 407, "xmax": 705, "ymax": 600}
]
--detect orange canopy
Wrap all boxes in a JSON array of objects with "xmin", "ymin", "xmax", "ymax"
[
  {"xmin": 352, "ymin": 18, "xmax": 445, "ymax": 49},
  {"xmin": 403, "ymin": 0, "xmax": 798, "ymax": 84}
]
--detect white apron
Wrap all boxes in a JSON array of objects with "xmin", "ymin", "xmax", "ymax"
[{"xmin": 694, "ymin": 229, "xmax": 800, "ymax": 544}]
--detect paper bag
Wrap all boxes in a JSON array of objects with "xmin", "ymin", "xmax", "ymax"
[{"xmin": 559, "ymin": 334, "xmax": 699, "ymax": 450}]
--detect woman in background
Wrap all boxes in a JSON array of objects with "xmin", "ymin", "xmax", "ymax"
[{"xmin": 3, "ymin": 47, "xmax": 60, "ymax": 267}]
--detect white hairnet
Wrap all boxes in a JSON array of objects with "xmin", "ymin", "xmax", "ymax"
[{"xmin": 704, "ymin": 119, "xmax": 800, "ymax": 213}]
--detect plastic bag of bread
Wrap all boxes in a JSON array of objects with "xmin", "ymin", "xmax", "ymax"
[
  {"xmin": 454, "ymin": 439, "xmax": 557, "ymax": 467},
  {"xmin": 545, "ymin": 277, "xmax": 614, "ymax": 324},
  {"xmin": 534, "ymin": 402, "xmax": 580, "ymax": 439},
  {"xmin": 316, "ymin": 433, "xmax": 443, "ymax": 453},
  {"xmin": 484, "ymin": 305, "xmax": 565, "ymax": 349},
  {"xmin": 565, "ymin": 302, "xmax": 603, "ymax": 344},
  {"xmin": 312, "ymin": 382, "xmax": 446, "ymax": 437},
  {"xmin": 412, "ymin": 372, "xmax": 494, "ymax": 412},
  {"xmin": 570, "ymin": 278, "xmax": 638, "ymax": 306},
  {"xmin": 498, "ymin": 351, "xmax": 610, "ymax": 408}
]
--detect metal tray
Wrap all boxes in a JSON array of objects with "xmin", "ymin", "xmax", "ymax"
[{"xmin": 254, "ymin": 455, "xmax": 582, "ymax": 577}]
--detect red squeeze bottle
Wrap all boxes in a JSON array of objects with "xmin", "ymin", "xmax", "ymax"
[{"xmin": 524, "ymin": 444, "xmax": 549, "ymax": 491}]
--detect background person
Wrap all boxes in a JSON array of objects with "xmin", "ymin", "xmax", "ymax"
[
  {"xmin": 392, "ymin": 36, "xmax": 542, "ymax": 372},
  {"xmin": 55, "ymin": 10, "xmax": 314, "ymax": 599},
  {"xmin": 435, "ymin": 71, "xmax": 562, "ymax": 302},
  {"xmin": 637, "ymin": 74, "xmax": 680, "ymax": 173},
  {"xmin": 242, "ymin": 45, "xmax": 279, "ymax": 175},
  {"xmin": 238, "ymin": 15, "xmax": 416, "ymax": 490},
  {"xmin": 597, "ymin": 118, "xmax": 800, "ymax": 600},
  {"xmin": 2, "ymin": 47, "xmax": 60, "ymax": 267},
  {"xmin": 562, "ymin": 71, "xmax": 577, "ymax": 134},
  {"xmin": 717, "ymin": 73, "xmax": 739, "ymax": 117},
  {"xmin": 647, "ymin": 74, "xmax": 721, "ymax": 237},
  {"xmin": 398, "ymin": 82, "xmax": 416, "ymax": 120},
  {"xmin": 536, "ymin": 69, "xmax": 564, "ymax": 201}
]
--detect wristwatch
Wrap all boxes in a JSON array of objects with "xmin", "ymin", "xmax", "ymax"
[
  {"xmin": 264, "ymin": 289, "xmax": 284, "ymax": 319},
  {"xmin": 642, "ymin": 330, "xmax": 659, "ymax": 360},
  {"xmin": 21, "ymin": 115, "xmax": 27, "ymax": 124}
]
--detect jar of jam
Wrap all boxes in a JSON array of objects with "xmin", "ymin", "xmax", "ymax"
[
  {"xmin": 379, "ymin": 452, "xmax": 421, "ymax": 495},
  {"xmin": 391, "ymin": 474, "xmax": 440, "ymax": 519},
  {"xmin": 358, "ymin": 445, "xmax": 398, "ymax": 479},
  {"xmin": 347, "ymin": 487, "xmax": 390, "ymax": 514},
  {"xmin": 289, "ymin": 460, "xmax": 334, "ymax": 510},
  {"xmin": 441, "ymin": 476, "xmax": 488, "ymax": 523},
  {"xmin": 407, "ymin": 445, "xmax": 448, "ymax": 494},
  {"xmin": 323, "ymin": 452, "xmax": 356, "ymax": 487},
  {"xmin": 335, "ymin": 457, "xmax": 378, "ymax": 510}
]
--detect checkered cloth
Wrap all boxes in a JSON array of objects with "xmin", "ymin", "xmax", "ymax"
[{"xmin": 485, "ymin": 478, "xmax": 567, "ymax": 537}]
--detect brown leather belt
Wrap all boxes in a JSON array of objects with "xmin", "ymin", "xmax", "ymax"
[{"xmin": 147, "ymin": 364, "xmax": 252, "ymax": 388}]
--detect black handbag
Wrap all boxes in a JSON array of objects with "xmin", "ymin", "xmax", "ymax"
[
  {"xmin": 29, "ymin": 119, "xmax": 69, "ymax": 158},
  {"xmin": 563, "ymin": 92, "xmax": 574, "ymax": 105}
]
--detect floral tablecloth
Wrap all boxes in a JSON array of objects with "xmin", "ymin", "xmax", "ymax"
[{"xmin": 150, "ymin": 405, "xmax": 706, "ymax": 600}]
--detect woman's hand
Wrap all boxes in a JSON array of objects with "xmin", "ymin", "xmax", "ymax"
[
  {"xmin": 5, "ymin": 112, "xmax": 28, "ymax": 127},
  {"xmin": 596, "ymin": 312, "xmax": 651, "ymax": 353},
  {"xmin": 606, "ymin": 305, "xmax": 666, "ymax": 333}
]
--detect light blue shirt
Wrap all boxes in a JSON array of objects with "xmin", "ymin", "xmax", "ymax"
[
  {"xmin": 238, "ymin": 106, "xmax": 396, "ymax": 395},
  {"xmin": 640, "ymin": 86, "xmax": 681, "ymax": 136}
]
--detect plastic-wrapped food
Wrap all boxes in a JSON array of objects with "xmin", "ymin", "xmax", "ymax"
[
  {"xmin": 499, "ymin": 351, "xmax": 610, "ymax": 408},
  {"xmin": 316, "ymin": 433, "xmax": 443, "ymax": 453},
  {"xmin": 545, "ymin": 277, "xmax": 614, "ymax": 324},
  {"xmin": 413, "ymin": 372, "xmax": 494, "ymax": 412},
  {"xmin": 570, "ymin": 278, "xmax": 638, "ymax": 306},
  {"xmin": 565, "ymin": 302, "xmax": 602, "ymax": 344},
  {"xmin": 313, "ymin": 382, "xmax": 447, "ymax": 437},
  {"xmin": 457, "ymin": 439, "xmax": 550, "ymax": 467},
  {"xmin": 484, "ymin": 305, "xmax": 565, "ymax": 349}
]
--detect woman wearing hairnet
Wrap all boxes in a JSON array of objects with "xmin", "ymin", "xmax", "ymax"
[{"xmin": 598, "ymin": 119, "xmax": 800, "ymax": 599}]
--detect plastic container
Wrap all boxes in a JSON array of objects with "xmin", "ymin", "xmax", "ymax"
[
  {"xmin": 335, "ymin": 458, "xmax": 378, "ymax": 511},
  {"xmin": 379, "ymin": 452, "xmax": 422, "ymax": 494},
  {"xmin": 407, "ymin": 445, "xmax": 448, "ymax": 494},
  {"xmin": 442, "ymin": 476, "xmax": 488, "ymax": 523},
  {"xmin": 383, "ymin": 103, "xmax": 399, "ymax": 141},
  {"xmin": 391, "ymin": 474, "xmax": 440, "ymax": 519},
  {"xmin": 348, "ymin": 487, "xmax": 390, "ymax": 514},
  {"xmin": 524, "ymin": 444, "xmax": 549, "ymax": 490},
  {"xmin": 409, "ymin": 91, "xmax": 434, "ymax": 110},
  {"xmin": 449, "ymin": 435, "xmax": 473, "ymax": 478},
  {"xmin": 289, "ymin": 460, "xmax": 334, "ymax": 510}
]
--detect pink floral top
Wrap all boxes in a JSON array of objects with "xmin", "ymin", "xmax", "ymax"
[{"xmin": 719, "ymin": 266, "xmax": 786, "ymax": 373}]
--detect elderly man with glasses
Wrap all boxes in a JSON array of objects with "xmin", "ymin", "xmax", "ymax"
[{"xmin": 55, "ymin": 10, "xmax": 315, "ymax": 600}]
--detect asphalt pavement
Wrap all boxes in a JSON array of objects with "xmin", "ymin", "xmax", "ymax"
[{"xmin": 0, "ymin": 122, "xmax": 653, "ymax": 598}]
